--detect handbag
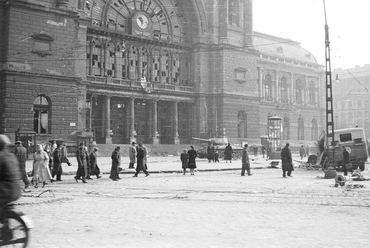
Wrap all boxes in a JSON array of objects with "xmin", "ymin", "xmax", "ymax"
[{"xmin": 345, "ymin": 163, "xmax": 353, "ymax": 170}]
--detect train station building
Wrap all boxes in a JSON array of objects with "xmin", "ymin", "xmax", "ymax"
[{"xmin": 0, "ymin": 0, "xmax": 324, "ymax": 147}]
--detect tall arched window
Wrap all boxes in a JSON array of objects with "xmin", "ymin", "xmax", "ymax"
[
  {"xmin": 172, "ymin": 54, "xmax": 180, "ymax": 85},
  {"xmin": 308, "ymin": 80, "xmax": 316, "ymax": 106},
  {"xmin": 283, "ymin": 116, "xmax": 290, "ymax": 140},
  {"xmin": 116, "ymin": 42, "xmax": 128, "ymax": 79},
  {"xmin": 33, "ymin": 95, "xmax": 51, "ymax": 134},
  {"xmin": 237, "ymin": 111, "xmax": 247, "ymax": 138},
  {"xmin": 161, "ymin": 52, "xmax": 169, "ymax": 84},
  {"xmin": 296, "ymin": 79, "xmax": 305, "ymax": 105},
  {"xmin": 229, "ymin": 0, "xmax": 241, "ymax": 27},
  {"xmin": 181, "ymin": 56, "xmax": 190, "ymax": 86},
  {"xmin": 90, "ymin": 38, "xmax": 102, "ymax": 76},
  {"xmin": 280, "ymin": 76, "xmax": 288, "ymax": 103},
  {"xmin": 129, "ymin": 46, "xmax": 139, "ymax": 80},
  {"xmin": 311, "ymin": 118, "xmax": 318, "ymax": 140},
  {"xmin": 297, "ymin": 117, "xmax": 305, "ymax": 140},
  {"xmin": 152, "ymin": 50, "xmax": 160, "ymax": 83},
  {"xmin": 105, "ymin": 41, "xmax": 115, "ymax": 77},
  {"xmin": 141, "ymin": 48, "xmax": 149, "ymax": 80},
  {"xmin": 264, "ymin": 73, "xmax": 273, "ymax": 102}
]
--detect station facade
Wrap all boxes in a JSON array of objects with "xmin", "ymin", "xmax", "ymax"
[{"xmin": 0, "ymin": 0, "xmax": 324, "ymax": 146}]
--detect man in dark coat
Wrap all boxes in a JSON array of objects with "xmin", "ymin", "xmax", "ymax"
[
  {"xmin": 110, "ymin": 146, "xmax": 121, "ymax": 181},
  {"xmin": 207, "ymin": 143, "xmax": 215, "ymax": 163},
  {"xmin": 75, "ymin": 142, "xmax": 88, "ymax": 183},
  {"xmin": 89, "ymin": 147, "xmax": 101, "ymax": 179},
  {"xmin": 52, "ymin": 142, "xmax": 63, "ymax": 181},
  {"xmin": 281, "ymin": 143, "xmax": 294, "ymax": 177},
  {"xmin": 224, "ymin": 143, "xmax": 233, "ymax": 163},
  {"xmin": 133, "ymin": 143, "xmax": 149, "ymax": 177},
  {"xmin": 14, "ymin": 141, "xmax": 30, "ymax": 188},
  {"xmin": 128, "ymin": 142, "xmax": 136, "ymax": 169},
  {"xmin": 241, "ymin": 144, "xmax": 252, "ymax": 176},
  {"xmin": 342, "ymin": 146, "xmax": 351, "ymax": 176},
  {"xmin": 187, "ymin": 145, "xmax": 197, "ymax": 175}
]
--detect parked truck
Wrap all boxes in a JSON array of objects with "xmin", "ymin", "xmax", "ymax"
[{"xmin": 192, "ymin": 137, "xmax": 243, "ymax": 159}]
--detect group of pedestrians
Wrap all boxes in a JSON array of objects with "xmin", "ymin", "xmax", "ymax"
[{"xmin": 180, "ymin": 145, "xmax": 197, "ymax": 175}]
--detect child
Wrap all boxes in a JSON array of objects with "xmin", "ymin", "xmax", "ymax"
[{"xmin": 214, "ymin": 151, "xmax": 219, "ymax": 163}]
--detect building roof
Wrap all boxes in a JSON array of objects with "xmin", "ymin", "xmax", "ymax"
[{"xmin": 253, "ymin": 32, "xmax": 318, "ymax": 64}]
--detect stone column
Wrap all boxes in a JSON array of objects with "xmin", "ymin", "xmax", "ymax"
[
  {"xmin": 104, "ymin": 95, "xmax": 112, "ymax": 144},
  {"xmin": 290, "ymin": 73, "xmax": 294, "ymax": 104},
  {"xmin": 173, "ymin": 101, "xmax": 180, "ymax": 144},
  {"xmin": 258, "ymin": 67, "xmax": 263, "ymax": 98},
  {"xmin": 152, "ymin": 100, "xmax": 159, "ymax": 144},
  {"xmin": 275, "ymin": 70, "xmax": 279, "ymax": 103},
  {"xmin": 129, "ymin": 98, "xmax": 136, "ymax": 143},
  {"xmin": 57, "ymin": 0, "xmax": 69, "ymax": 8}
]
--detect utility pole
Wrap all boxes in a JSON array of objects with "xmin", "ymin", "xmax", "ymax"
[{"xmin": 323, "ymin": 0, "xmax": 335, "ymax": 148}]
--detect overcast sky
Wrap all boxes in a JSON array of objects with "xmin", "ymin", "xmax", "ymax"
[{"xmin": 253, "ymin": 0, "xmax": 370, "ymax": 70}]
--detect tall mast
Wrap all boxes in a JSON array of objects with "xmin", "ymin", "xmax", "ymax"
[{"xmin": 323, "ymin": 0, "xmax": 335, "ymax": 148}]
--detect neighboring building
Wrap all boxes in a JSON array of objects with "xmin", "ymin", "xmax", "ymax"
[
  {"xmin": 333, "ymin": 65, "xmax": 370, "ymax": 138},
  {"xmin": 0, "ymin": 0, "xmax": 324, "ymax": 146}
]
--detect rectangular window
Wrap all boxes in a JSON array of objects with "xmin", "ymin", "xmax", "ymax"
[{"xmin": 339, "ymin": 133, "xmax": 352, "ymax": 142}]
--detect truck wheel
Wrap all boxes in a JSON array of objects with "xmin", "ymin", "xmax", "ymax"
[{"xmin": 359, "ymin": 163, "xmax": 365, "ymax": 171}]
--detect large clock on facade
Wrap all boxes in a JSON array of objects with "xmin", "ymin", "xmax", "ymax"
[
  {"xmin": 129, "ymin": 11, "xmax": 152, "ymax": 36},
  {"xmin": 85, "ymin": 0, "xmax": 185, "ymax": 42}
]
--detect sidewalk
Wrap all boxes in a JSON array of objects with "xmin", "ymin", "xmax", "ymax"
[{"xmin": 26, "ymin": 154, "xmax": 299, "ymax": 175}]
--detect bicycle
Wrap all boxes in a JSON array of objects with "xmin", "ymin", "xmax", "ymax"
[{"xmin": 0, "ymin": 203, "xmax": 33, "ymax": 247}]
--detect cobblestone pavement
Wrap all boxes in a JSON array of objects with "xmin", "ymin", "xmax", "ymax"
[{"xmin": 16, "ymin": 166, "xmax": 370, "ymax": 248}]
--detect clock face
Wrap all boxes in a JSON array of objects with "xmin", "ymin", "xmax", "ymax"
[{"xmin": 136, "ymin": 13, "xmax": 149, "ymax": 30}]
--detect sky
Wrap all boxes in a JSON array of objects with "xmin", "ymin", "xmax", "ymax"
[{"xmin": 253, "ymin": 0, "xmax": 370, "ymax": 70}]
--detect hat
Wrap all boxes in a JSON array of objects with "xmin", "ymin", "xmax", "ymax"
[
  {"xmin": 15, "ymin": 140, "xmax": 22, "ymax": 145},
  {"xmin": 94, "ymin": 147, "xmax": 99, "ymax": 151}
]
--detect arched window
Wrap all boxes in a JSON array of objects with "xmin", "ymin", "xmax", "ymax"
[
  {"xmin": 161, "ymin": 52, "xmax": 169, "ymax": 84},
  {"xmin": 229, "ymin": 0, "xmax": 241, "ymax": 27},
  {"xmin": 152, "ymin": 50, "xmax": 160, "ymax": 83},
  {"xmin": 105, "ymin": 41, "xmax": 115, "ymax": 77},
  {"xmin": 129, "ymin": 46, "xmax": 139, "ymax": 80},
  {"xmin": 33, "ymin": 95, "xmax": 51, "ymax": 134},
  {"xmin": 172, "ymin": 54, "xmax": 180, "ymax": 85},
  {"xmin": 141, "ymin": 48, "xmax": 149, "ymax": 80},
  {"xmin": 237, "ymin": 111, "xmax": 247, "ymax": 138},
  {"xmin": 280, "ymin": 76, "xmax": 288, "ymax": 103},
  {"xmin": 283, "ymin": 116, "xmax": 290, "ymax": 140},
  {"xmin": 116, "ymin": 42, "xmax": 128, "ymax": 79},
  {"xmin": 297, "ymin": 117, "xmax": 304, "ymax": 140},
  {"xmin": 311, "ymin": 118, "xmax": 318, "ymax": 140},
  {"xmin": 181, "ymin": 56, "xmax": 190, "ymax": 86},
  {"xmin": 89, "ymin": 38, "xmax": 102, "ymax": 76},
  {"xmin": 296, "ymin": 78, "xmax": 305, "ymax": 104},
  {"xmin": 264, "ymin": 73, "xmax": 273, "ymax": 102},
  {"xmin": 308, "ymin": 80, "xmax": 316, "ymax": 106}
]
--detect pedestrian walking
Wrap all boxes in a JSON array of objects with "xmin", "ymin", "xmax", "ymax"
[
  {"xmin": 89, "ymin": 147, "xmax": 101, "ymax": 179},
  {"xmin": 60, "ymin": 143, "xmax": 72, "ymax": 166},
  {"xmin": 305, "ymin": 144, "xmax": 310, "ymax": 156},
  {"xmin": 299, "ymin": 145, "xmax": 306, "ymax": 161},
  {"xmin": 32, "ymin": 144, "xmax": 52, "ymax": 188},
  {"xmin": 253, "ymin": 145, "xmax": 258, "ymax": 156},
  {"xmin": 110, "ymin": 146, "xmax": 122, "ymax": 181},
  {"xmin": 75, "ymin": 142, "xmax": 88, "ymax": 183},
  {"xmin": 207, "ymin": 143, "xmax": 215, "ymax": 163},
  {"xmin": 214, "ymin": 151, "xmax": 219, "ymax": 163},
  {"xmin": 187, "ymin": 145, "xmax": 197, "ymax": 175},
  {"xmin": 224, "ymin": 143, "xmax": 233, "ymax": 163},
  {"xmin": 128, "ymin": 141, "xmax": 136, "ymax": 169},
  {"xmin": 51, "ymin": 141, "xmax": 63, "ymax": 181},
  {"xmin": 241, "ymin": 144, "xmax": 252, "ymax": 176},
  {"xmin": 281, "ymin": 143, "xmax": 294, "ymax": 178},
  {"xmin": 14, "ymin": 140, "xmax": 30, "ymax": 189},
  {"xmin": 261, "ymin": 145, "xmax": 266, "ymax": 158},
  {"xmin": 44, "ymin": 142, "xmax": 53, "ymax": 171},
  {"xmin": 342, "ymin": 146, "xmax": 352, "ymax": 176},
  {"xmin": 180, "ymin": 149, "xmax": 188, "ymax": 175},
  {"xmin": 133, "ymin": 143, "xmax": 149, "ymax": 177}
]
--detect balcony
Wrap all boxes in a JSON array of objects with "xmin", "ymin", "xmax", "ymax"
[{"xmin": 87, "ymin": 76, "xmax": 194, "ymax": 93}]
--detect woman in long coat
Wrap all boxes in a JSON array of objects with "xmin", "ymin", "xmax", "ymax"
[
  {"xmin": 33, "ymin": 144, "xmax": 52, "ymax": 188},
  {"xmin": 180, "ymin": 149, "xmax": 188, "ymax": 175},
  {"xmin": 281, "ymin": 143, "xmax": 294, "ymax": 177},
  {"xmin": 187, "ymin": 145, "xmax": 197, "ymax": 175},
  {"xmin": 224, "ymin": 143, "xmax": 233, "ymax": 163}
]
